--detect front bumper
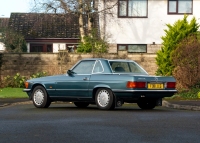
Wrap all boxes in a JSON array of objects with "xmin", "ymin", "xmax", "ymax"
[{"xmin": 23, "ymin": 89, "xmax": 31, "ymax": 92}]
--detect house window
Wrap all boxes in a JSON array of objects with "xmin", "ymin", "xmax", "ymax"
[
  {"xmin": 30, "ymin": 45, "xmax": 43, "ymax": 52},
  {"xmin": 118, "ymin": 45, "xmax": 127, "ymax": 51},
  {"xmin": 66, "ymin": 44, "xmax": 78, "ymax": 53},
  {"xmin": 47, "ymin": 45, "xmax": 53, "ymax": 52},
  {"xmin": 118, "ymin": 44, "xmax": 147, "ymax": 53},
  {"xmin": 30, "ymin": 44, "xmax": 53, "ymax": 52},
  {"xmin": 118, "ymin": 0, "xmax": 148, "ymax": 17},
  {"xmin": 168, "ymin": 0, "xmax": 192, "ymax": 14}
]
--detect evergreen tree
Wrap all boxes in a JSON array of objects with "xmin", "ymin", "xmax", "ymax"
[
  {"xmin": 156, "ymin": 15, "xmax": 199, "ymax": 76},
  {"xmin": 1, "ymin": 29, "xmax": 27, "ymax": 53}
]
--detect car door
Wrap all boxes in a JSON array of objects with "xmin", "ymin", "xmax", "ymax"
[{"xmin": 55, "ymin": 60, "xmax": 96, "ymax": 98}]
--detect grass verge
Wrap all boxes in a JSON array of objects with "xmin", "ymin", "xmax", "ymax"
[{"xmin": 0, "ymin": 88, "xmax": 27, "ymax": 98}]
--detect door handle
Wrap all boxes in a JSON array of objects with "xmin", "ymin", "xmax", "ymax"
[{"xmin": 83, "ymin": 77, "xmax": 89, "ymax": 81}]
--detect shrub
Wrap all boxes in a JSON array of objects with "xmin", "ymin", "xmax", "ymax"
[
  {"xmin": 2, "ymin": 71, "xmax": 48, "ymax": 88},
  {"xmin": 156, "ymin": 15, "xmax": 199, "ymax": 76},
  {"xmin": 77, "ymin": 28, "xmax": 109, "ymax": 55},
  {"xmin": 171, "ymin": 34, "xmax": 200, "ymax": 90},
  {"xmin": 178, "ymin": 87, "xmax": 200, "ymax": 99},
  {"xmin": 30, "ymin": 71, "xmax": 47, "ymax": 79},
  {"xmin": 3, "ymin": 73, "xmax": 26, "ymax": 88}
]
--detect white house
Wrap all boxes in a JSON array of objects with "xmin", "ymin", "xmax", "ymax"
[
  {"xmin": 0, "ymin": 17, "xmax": 9, "ymax": 52},
  {"xmin": 0, "ymin": 42, "xmax": 5, "ymax": 52},
  {"xmin": 2, "ymin": 1, "xmax": 200, "ymax": 53},
  {"xmin": 98, "ymin": 0, "xmax": 200, "ymax": 53},
  {"xmin": 7, "ymin": 13, "xmax": 81, "ymax": 53}
]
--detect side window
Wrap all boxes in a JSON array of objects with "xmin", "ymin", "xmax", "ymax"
[
  {"xmin": 72, "ymin": 60, "xmax": 95, "ymax": 74},
  {"xmin": 93, "ymin": 61, "xmax": 103, "ymax": 73}
]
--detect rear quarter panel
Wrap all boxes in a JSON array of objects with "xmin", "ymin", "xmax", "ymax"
[{"xmin": 89, "ymin": 74, "xmax": 134, "ymax": 97}]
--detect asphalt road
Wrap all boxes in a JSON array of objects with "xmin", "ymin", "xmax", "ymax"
[{"xmin": 0, "ymin": 103, "xmax": 200, "ymax": 143}]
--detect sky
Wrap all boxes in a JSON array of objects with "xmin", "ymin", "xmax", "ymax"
[{"xmin": 0, "ymin": 0, "xmax": 31, "ymax": 17}]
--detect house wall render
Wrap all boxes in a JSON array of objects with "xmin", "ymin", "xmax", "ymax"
[{"xmin": 98, "ymin": 0, "xmax": 200, "ymax": 53}]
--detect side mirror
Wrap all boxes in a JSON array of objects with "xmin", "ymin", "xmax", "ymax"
[{"xmin": 67, "ymin": 70, "xmax": 75, "ymax": 75}]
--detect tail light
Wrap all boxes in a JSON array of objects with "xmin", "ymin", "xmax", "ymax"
[
  {"xmin": 166, "ymin": 82, "xmax": 176, "ymax": 88},
  {"xmin": 127, "ymin": 81, "xmax": 146, "ymax": 88}
]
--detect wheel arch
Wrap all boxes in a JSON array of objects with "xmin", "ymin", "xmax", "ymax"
[
  {"xmin": 30, "ymin": 83, "xmax": 48, "ymax": 99},
  {"xmin": 92, "ymin": 85, "xmax": 116, "ymax": 101}
]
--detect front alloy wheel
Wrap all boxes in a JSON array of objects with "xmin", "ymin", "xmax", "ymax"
[
  {"xmin": 95, "ymin": 88, "xmax": 114, "ymax": 110},
  {"xmin": 32, "ymin": 86, "xmax": 51, "ymax": 108}
]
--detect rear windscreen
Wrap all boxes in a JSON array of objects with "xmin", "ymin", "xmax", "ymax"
[{"xmin": 109, "ymin": 61, "xmax": 148, "ymax": 74}]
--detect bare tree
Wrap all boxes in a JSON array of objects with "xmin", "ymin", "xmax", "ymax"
[{"xmin": 31, "ymin": 0, "xmax": 118, "ymax": 43}]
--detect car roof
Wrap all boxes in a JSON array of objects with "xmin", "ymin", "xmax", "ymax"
[{"xmin": 81, "ymin": 58, "xmax": 133, "ymax": 62}]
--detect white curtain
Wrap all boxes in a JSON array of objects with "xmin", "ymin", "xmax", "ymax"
[
  {"xmin": 128, "ymin": 0, "xmax": 147, "ymax": 17},
  {"xmin": 119, "ymin": 1, "xmax": 127, "ymax": 16},
  {"xmin": 169, "ymin": 1, "xmax": 176, "ymax": 13},
  {"xmin": 178, "ymin": 0, "xmax": 192, "ymax": 13},
  {"xmin": 128, "ymin": 45, "xmax": 146, "ymax": 52}
]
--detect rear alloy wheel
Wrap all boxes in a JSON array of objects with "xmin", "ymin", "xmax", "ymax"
[
  {"xmin": 74, "ymin": 102, "xmax": 89, "ymax": 108},
  {"xmin": 95, "ymin": 88, "xmax": 114, "ymax": 110},
  {"xmin": 32, "ymin": 86, "xmax": 51, "ymax": 108},
  {"xmin": 137, "ymin": 99, "xmax": 156, "ymax": 110}
]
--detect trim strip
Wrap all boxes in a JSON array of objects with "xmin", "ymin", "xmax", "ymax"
[
  {"xmin": 112, "ymin": 89, "xmax": 177, "ymax": 92},
  {"xmin": 55, "ymin": 89, "xmax": 89, "ymax": 91},
  {"xmin": 46, "ymin": 89, "xmax": 56, "ymax": 91},
  {"xmin": 50, "ymin": 96, "xmax": 92, "ymax": 99}
]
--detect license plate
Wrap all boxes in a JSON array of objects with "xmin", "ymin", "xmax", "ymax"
[{"xmin": 148, "ymin": 83, "xmax": 164, "ymax": 89}]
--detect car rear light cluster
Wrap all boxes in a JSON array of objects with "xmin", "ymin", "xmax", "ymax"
[
  {"xmin": 166, "ymin": 82, "xmax": 176, "ymax": 88},
  {"xmin": 127, "ymin": 81, "xmax": 146, "ymax": 88}
]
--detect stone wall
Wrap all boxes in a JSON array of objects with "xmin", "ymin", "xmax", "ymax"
[{"xmin": 0, "ymin": 53, "xmax": 158, "ymax": 82}]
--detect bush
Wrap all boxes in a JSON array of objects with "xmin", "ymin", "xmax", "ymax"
[
  {"xmin": 177, "ymin": 87, "xmax": 200, "ymax": 99},
  {"xmin": 77, "ymin": 29, "xmax": 108, "ymax": 55},
  {"xmin": 2, "ymin": 71, "xmax": 48, "ymax": 88},
  {"xmin": 171, "ymin": 34, "xmax": 200, "ymax": 90},
  {"xmin": 3, "ymin": 73, "xmax": 26, "ymax": 88},
  {"xmin": 156, "ymin": 15, "xmax": 199, "ymax": 76},
  {"xmin": 30, "ymin": 71, "xmax": 47, "ymax": 79}
]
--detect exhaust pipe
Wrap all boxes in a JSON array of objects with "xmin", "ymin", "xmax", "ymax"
[{"xmin": 116, "ymin": 100, "xmax": 123, "ymax": 107}]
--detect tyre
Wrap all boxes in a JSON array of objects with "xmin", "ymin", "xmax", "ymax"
[
  {"xmin": 32, "ymin": 86, "xmax": 51, "ymax": 108},
  {"xmin": 74, "ymin": 102, "xmax": 89, "ymax": 108},
  {"xmin": 137, "ymin": 99, "xmax": 156, "ymax": 110},
  {"xmin": 95, "ymin": 88, "xmax": 114, "ymax": 110}
]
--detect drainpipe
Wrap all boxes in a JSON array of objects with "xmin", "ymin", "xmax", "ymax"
[{"xmin": 103, "ymin": 0, "xmax": 106, "ymax": 39}]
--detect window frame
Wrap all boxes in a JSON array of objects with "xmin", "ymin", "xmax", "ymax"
[
  {"xmin": 117, "ymin": 44, "xmax": 147, "ymax": 53},
  {"xmin": 92, "ymin": 60, "xmax": 104, "ymax": 74},
  {"xmin": 30, "ymin": 44, "xmax": 53, "ymax": 53},
  {"xmin": 118, "ymin": 0, "xmax": 148, "ymax": 18},
  {"xmin": 72, "ymin": 60, "xmax": 96, "ymax": 75},
  {"xmin": 168, "ymin": 0, "xmax": 193, "ymax": 15}
]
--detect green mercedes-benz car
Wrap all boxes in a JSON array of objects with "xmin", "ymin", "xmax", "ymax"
[{"xmin": 23, "ymin": 58, "xmax": 177, "ymax": 110}]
